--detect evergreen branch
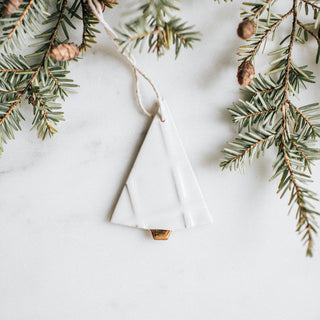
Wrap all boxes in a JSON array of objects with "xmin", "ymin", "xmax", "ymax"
[
  {"xmin": 243, "ymin": 109, "xmax": 276, "ymax": 118},
  {"xmin": 288, "ymin": 101, "xmax": 320, "ymax": 138},
  {"xmin": 247, "ymin": 10, "xmax": 293, "ymax": 60},
  {"xmin": 278, "ymin": 140, "xmax": 317, "ymax": 257},
  {"xmin": 297, "ymin": 20, "xmax": 320, "ymax": 41},
  {"xmin": 283, "ymin": 1, "xmax": 297, "ymax": 102},
  {"xmin": 29, "ymin": 87, "xmax": 61, "ymax": 139},
  {"xmin": 255, "ymin": 0, "xmax": 273, "ymax": 13},
  {"xmin": 1, "ymin": 68, "xmax": 35, "ymax": 72},
  {"xmin": 0, "ymin": 92, "xmax": 24, "ymax": 126},
  {"xmin": 80, "ymin": 0, "xmax": 89, "ymax": 50},
  {"xmin": 302, "ymin": 0, "xmax": 320, "ymax": 10},
  {"xmin": 0, "ymin": 0, "xmax": 67, "ymax": 127},
  {"xmin": 0, "ymin": 1, "xmax": 69, "ymax": 150},
  {"xmin": 0, "ymin": 0, "xmax": 48, "ymax": 50},
  {"xmin": 223, "ymin": 0, "xmax": 320, "ymax": 255},
  {"xmin": 229, "ymin": 99, "xmax": 278, "ymax": 132},
  {"xmin": 6, "ymin": 0, "xmax": 34, "ymax": 41},
  {"xmin": 117, "ymin": 0, "xmax": 200, "ymax": 57},
  {"xmin": 221, "ymin": 129, "xmax": 275, "ymax": 169},
  {"xmin": 289, "ymin": 102, "xmax": 314, "ymax": 130},
  {"xmin": 129, "ymin": 30, "xmax": 158, "ymax": 42},
  {"xmin": 79, "ymin": 0, "xmax": 100, "ymax": 51},
  {"xmin": 48, "ymin": 69, "xmax": 61, "ymax": 88},
  {"xmin": 0, "ymin": 89, "xmax": 23, "ymax": 93},
  {"xmin": 223, "ymin": 136, "xmax": 271, "ymax": 166},
  {"xmin": 275, "ymin": 1, "xmax": 319, "ymax": 256},
  {"xmin": 240, "ymin": 0, "xmax": 277, "ymax": 21},
  {"xmin": 253, "ymin": 0, "xmax": 274, "ymax": 18},
  {"xmin": 282, "ymin": 144, "xmax": 302, "ymax": 197},
  {"xmin": 280, "ymin": 0, "xmax": 298, "ymax": 138},
  {"xmin": 254, "ymin": 86, "xmax": 283, "ymax": 95},
  {"xmin": 289, "ymin": 136, "xmax": 320, "ymax": 162},
  {"xmin": 290, "ymin": 139, "xmax": 310, "ymax": 162},
  {"xmin": 30, "ymin": 89, "xmax": 53, "ymax": 133}
]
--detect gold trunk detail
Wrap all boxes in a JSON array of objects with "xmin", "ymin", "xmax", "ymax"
[{"xmin": 150, "ymin": 229, "xmax": 171, "ymax": 240}]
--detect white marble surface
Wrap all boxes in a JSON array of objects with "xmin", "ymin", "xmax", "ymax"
[{"xmin": 1, "ymin": 1, "xmax": 320, "ymax": 319}]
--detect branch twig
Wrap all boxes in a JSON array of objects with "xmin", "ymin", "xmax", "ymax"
[
  {"xmin": 0, "ymin": 0, "xmax": 68, "ymax": 126},
  {"xmin": 253, "ymin": 0, "xmax": 274, "ymax": 18},
  {"xmin": 302, "ymin": 0, "xmax": 320, "ymax": 10},
  {"xmin": 224, "ymin": 136, "xmax": 271, "ymax": 166},
  {"xmin": 297, "ymin": 20, "xmax": 320, "ymax": 41},
  {"xmin": 7, "ymin": 0, "xmax": 34, "ymax": 41},
  {"xmin": 248, "ymin": 9, "xmax": 293, "ymax": 60}
]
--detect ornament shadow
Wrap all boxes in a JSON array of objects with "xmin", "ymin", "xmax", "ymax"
[
  {"xmin": 198, "ymin": 42, "xmax": 240, "ymax": 90},
  {"xmin": 204, "ymin": 104, "xmax": 236, "ymax": 166}
]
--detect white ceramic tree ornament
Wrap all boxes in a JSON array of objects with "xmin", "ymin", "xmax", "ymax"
[
  {"xmin": 88, "ymin": 0, "xmax": 212, "ymax": 239},
  {"xmin": 111, "ymin": 101, "xmax": 212, "ymax": 239}
]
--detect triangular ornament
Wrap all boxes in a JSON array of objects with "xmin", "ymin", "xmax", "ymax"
[{"xmin": 111, "ymin": 101, "xmax": 212, "ymax": 239}]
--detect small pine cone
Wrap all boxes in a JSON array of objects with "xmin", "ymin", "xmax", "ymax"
[
  {"xmin": 49, "ymin": 43, "xmax": 79, "ymax": 62},
  {"xmin": 237, "ymin": 61, "xmax": 255, "ymax": 86},
  {"xmin": 237, "ymin": 19, "xmax": 255, "ymax": 40},
  {"xmin": 2, "ymin": 0, "xmax": 23, "ymax": 15},
  {"xmin": 84, "ymin": 0, "xmax": 106, "ymax": 14}
]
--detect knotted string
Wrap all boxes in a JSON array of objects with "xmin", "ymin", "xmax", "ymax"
[{"xmin": 87, "ymin": 0, "xmax": 165, "ymax": 121}]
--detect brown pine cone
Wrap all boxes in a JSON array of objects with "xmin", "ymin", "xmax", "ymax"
[
  {"xmin": 49, "ymin": 43, "xmax": 80, "ymax": 62},
  {"xmin": 84, "ymin": 0, "xmax": 106, "ymax": 14},
  {"xmin": 237, "ymin": 19, "xmax": 255, "ymax": 40},
  {"xmin": 2, "ymin": 0, "xmax": 23, "ymax": 15},
  {"xmin": 237, "ymin": 61, "xmax": 255, "ymax": 86}
]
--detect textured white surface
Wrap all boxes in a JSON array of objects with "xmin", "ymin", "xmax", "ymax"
[
  {"xmin": 0, "ymin": 1, "xmax": 320, "ymax": 320},
  {"xmin": 111, "ymin": 101, "xmax": 212, "ymax": 230}
]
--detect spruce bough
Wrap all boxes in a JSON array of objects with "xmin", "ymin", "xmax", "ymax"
[{"xmin": 221, "ymin": 0, "xmax": 320, "ymax": 256}]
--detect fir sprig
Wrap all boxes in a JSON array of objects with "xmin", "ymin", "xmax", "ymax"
[
  {"xmin": 79, "ymin": 0, "xmax": 100, "ymax": 51},
  {"xmin": 0, "ymin": 0, "xmax": 49, "ymax": 51},
  {"xmin": 116, "ymin": 0, "xmax": 200, "ymax": 58},
  {"xmin": 0, "ymin": 0, "xmax": 201, "ymax": 159},
  {"xmin": 0, "ymin": 0, "xmax": 70, "ymax": 152},
  {"xmin": 222, "ymin": 0, "xmax": 320, "ymax": 256}
]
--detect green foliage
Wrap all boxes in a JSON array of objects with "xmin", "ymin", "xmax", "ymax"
[
  {"xmin": 78, "ymin": 1, "xmax": 100, "ymax": 51},
  {"xmin": 0, "ymin": 0, "xmax": 49, "ymax": 51},
  {"xmin": 0, "ymin": 0, "xmax": 86, "ymax": 156},
  {"xmin": 221, "ymin": 128, "xmax": 275, "ymax": 170},
  {"xmin": 0, "ymin": 0, "xmax": 116, "ymax": 157},
  {"xmin": 69, "ymin": 0, "xmax": 117, "ymax": 51},
  {"xmin": 221, "ymin": 0, "xmax": 320, "ymax": 256},
  {"xmin": 0, "ymin": 0, "xmax": 205, "ymax": 158},
  {"xmin": 116, "ymin": 0, "xmax": 200, "ymax": 58},
  {"xmin": 272, "ymin": 137, "xmax": 320, "ymax": 257}
]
